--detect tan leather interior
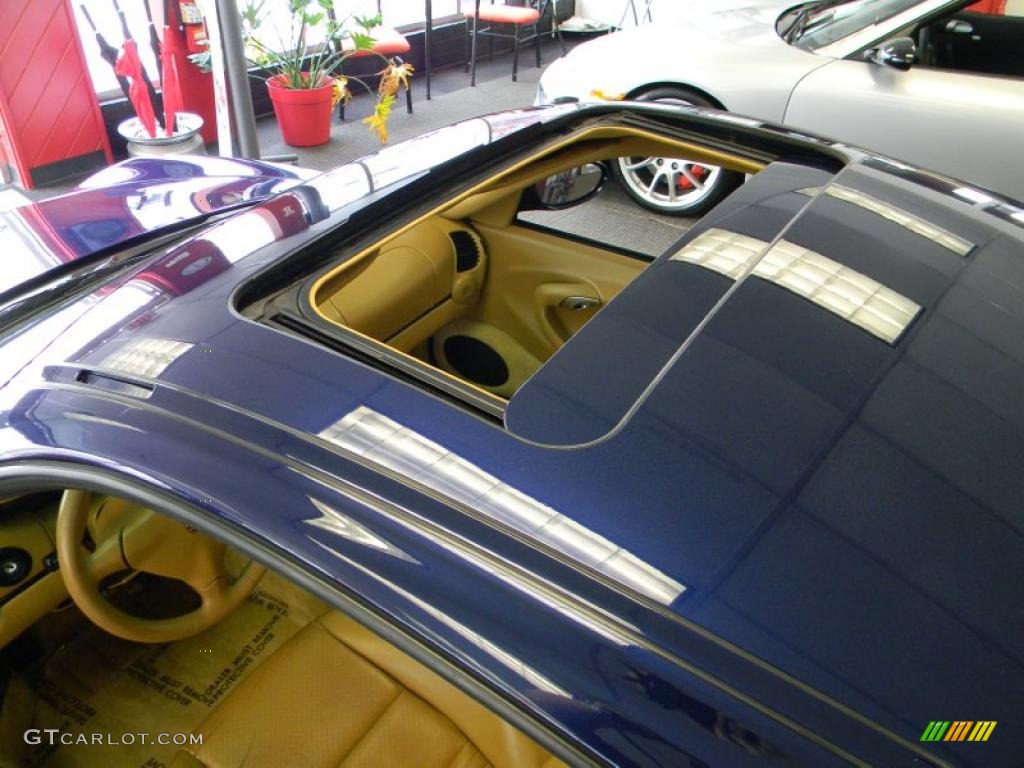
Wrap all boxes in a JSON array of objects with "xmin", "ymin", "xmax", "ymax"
[
  {"xmin": 170, "ymin": 610, "xmax": 564, "ymax": 768},
  {"xmin": 0, "ymin": 571, "xmax": 67, "ymax": 650},
  {"xmin": 470, "ymin": 223, "xmax": 645, "ymax": 363},
  {"xmin": 309, "ymin": 124, "xmax": 747, "ymax": 399},
  {"xmin": 3, "ymin": 494, "xmax": 570, "ymax": 768},
  {"xmin": 56, "ymin": 492, "xmax": 266, "ymax": 644},
  {"xmin": 0, "ymin": 497, "xmax": 68, "ymax": 649},
  {"xmin": 315, "ymin": 217, "xmax": 487, "ymax": 348},
  {"xmin": 0, "ymin": 498, "xmax": 56, "ymax": 602},
  {"xmin": 311, "ymin": 210, "xmax": 643, "ymax": 396}
]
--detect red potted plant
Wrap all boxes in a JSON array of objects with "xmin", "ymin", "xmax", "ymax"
[{"xmin": 242, "ymin": 0, "xmax": 412, "ymax": 147}]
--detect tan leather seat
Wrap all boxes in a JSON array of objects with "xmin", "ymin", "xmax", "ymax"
[{"xmin": 171, "ymin": 611, "xmax": 565, "ymax": 768}]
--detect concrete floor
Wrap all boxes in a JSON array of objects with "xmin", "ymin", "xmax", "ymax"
[{"xmin": 4, "ymin": 35, "xmax": 693, "ymax": 255}]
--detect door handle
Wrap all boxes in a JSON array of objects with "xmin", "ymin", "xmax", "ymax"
[
  {"xmin": 534, "ymin": 282, "xmax": 601, "ymax": 348},
  {"xmin": 945, "ymin": 19, "xmax": 974, "ymax": 35},
  {"xmin": 559, "ymin": 295, "xmax": 601, "ymax": 311}
]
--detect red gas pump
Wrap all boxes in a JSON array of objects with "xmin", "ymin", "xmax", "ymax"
[
  {"xmin": 178, "ymin": 1, "xmax": 209, "ymax": 53},
  {"xmin": 167, "ymin": 0, "xmax": 217, "ymax": 143}
]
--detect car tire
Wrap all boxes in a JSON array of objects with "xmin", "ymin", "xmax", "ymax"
[{"xmin": 612, "ymin": 87, "xmax": 744, "ymax": 217}]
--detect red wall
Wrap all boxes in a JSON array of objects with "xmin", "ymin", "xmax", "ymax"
[
  {"xmin": 967, "ymin": 0, "xmax": 1007, "ymax": 13},
  {"xmin": 0, "ymin": 0, "xmax": 112, "ymax": 188}
]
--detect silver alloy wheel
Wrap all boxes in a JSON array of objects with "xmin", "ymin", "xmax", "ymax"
[{"xmin": 615, "ymin": 155, "xmax": 723, "ymax": 213}]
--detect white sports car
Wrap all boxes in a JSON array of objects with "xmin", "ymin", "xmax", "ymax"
[{"xmin": 538, "ymin": 0, "xmax": 1024, "ymax": 214}]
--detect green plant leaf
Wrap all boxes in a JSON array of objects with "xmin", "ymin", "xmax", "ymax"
[
  {"xmin": 350, "ymin": 31, "xmax": 377, "ymax": 51},
  {"xmin": 353, "ymin": 14, "xmax": 382, "ymax": 30}
]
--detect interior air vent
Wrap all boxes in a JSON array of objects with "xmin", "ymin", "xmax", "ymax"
[{"xmin": 450, "ymin": 230, "xmax": 481, "ymax": 272}]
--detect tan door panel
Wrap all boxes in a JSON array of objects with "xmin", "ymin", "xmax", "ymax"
[
  {"xmin": 0, "ymin": 507, "xmax": 56, "ymax": 601},
  {"xmin": 471, "ymin": 223, "xmax": 646, "ymax": 361},
  {"xmin": 534, "ymin": 281, "xmax": 603, "ymax": 349}
]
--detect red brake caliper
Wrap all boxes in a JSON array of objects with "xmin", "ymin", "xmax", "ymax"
[{"xmin": 677, "ymin": 165, "xmax": 707, "ymax": 190}]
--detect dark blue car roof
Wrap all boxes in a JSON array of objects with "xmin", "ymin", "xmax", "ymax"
[{"xmin": 1, "ymin": 104, "xmax": 1022, "ymax": 767}]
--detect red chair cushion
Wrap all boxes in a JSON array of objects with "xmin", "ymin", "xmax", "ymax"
[
  {"xmin": 345, "ymin": 26, "xmax": 411, "ymax": 57},
  {"xmin": 465, "ymin": 6, "xmax": 541, "ymax": 24}
]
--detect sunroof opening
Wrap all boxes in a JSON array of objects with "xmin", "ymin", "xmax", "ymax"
[{"xmin": 295, "ymin": 124, "xmax": 763, "ymax": 411}]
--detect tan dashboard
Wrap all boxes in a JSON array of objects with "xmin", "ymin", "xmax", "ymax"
[{"xmin": 0, "ymin": 497, "xmax": 68, "ymax": 648}]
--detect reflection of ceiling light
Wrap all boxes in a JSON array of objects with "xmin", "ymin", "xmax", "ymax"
[
  {"xmin": 77, "ymin": 166, "xmax": 138, "ymax": 188},
  {"xmin": 709, "ymin": 113, "xmax": 763, "ymax": 128},
  {"xmin": 101, "ymin": 338, "xmax": 193, "ymax": 378},
  {"xmin": 64, "ymin": 412, "xmax": 147, "ymax": 431},
  {"xmin": 360, "ymin": 119, "xmax": 491, "ymax": 191},
  {"xmin": 310, "ymin": 165, "xmax": 371, "ymax": 211},
  {"xmin": 319, "ymin": 407, "xmax": 686, "ymax": 605},
  {"xmin": 796, "ymin": 186, "xmax": 973, "ymax": 256},
  {"xmin": 954, "ymin": 186, "xmax": 995, "ymax": 205},
  {"xmin": 760, "ymin": 240, "xmax": 920, "ymax": 343},
  {"xmin": 669, "ymin": 228, "xmax": 765, "ymax": 279},
  {"xmin": 204, "ymin": 215, "xmax": 277, "ymax": 263},
  {"xmin": 0, "ymin": 210, "xmax": 63, "ymax": 283},
  {"xmin": 824, "ymin": 185, "xmax": 972, "ymax": 256},
  {"xmin": 672, "ymin": 228, "xmax": 921, "ymax": 344}
]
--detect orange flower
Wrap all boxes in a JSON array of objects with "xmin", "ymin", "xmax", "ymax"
[
  {"xmin": 363, "ymin": 94, "xmax": 395, "ymax": 143},
  {"xmin": 332, "ymin": 77, "xmax": 352, "ymax": 107},
  {"xmin": 379, "ymin": 61, "xmax": 414, "ymax": 98}
]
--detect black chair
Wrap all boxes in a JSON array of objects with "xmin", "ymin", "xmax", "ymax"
[
  {"xmin": 464, "ymin": 0, "xmax": 566, "ymax": 86},
  {"xmin": 329, "ymin": 1, "xmax": 414, "ymax": 121}
]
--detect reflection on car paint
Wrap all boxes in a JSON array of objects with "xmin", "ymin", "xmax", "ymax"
[
  {"xmin": 797, "ymin": 184, "xmax": 975, "ymax": 255},
  {"xmin": 0, "ymin": 157, "xmax": 311, "ymax": 299},
  {"xmin": 305, "ymin": 496, "xmax": 420, "ymax": 564},
  {"xmin": 318, "ymin": 406, "xmax": 685, "ymax": 605},
  {"xmin": 301, "ymin": 459, "xmax": 636, "ymax": 648},
  {"xmin": 101, "ymin": 338, "xmax": 194, "ymax": 379},
  {"xmin": 623, "ymin": 664, "xmax": 785, "ymax": 759},
  {"xmin": 358, "ymin": 119, "xmax": 493, "ymax": 192},
  {"xmin": 670, "ymin": 228, "xmax": 921, "ymax": 344},
  {"xmin": 62, "ymin": 411, "xmax": 148, "ymax": 433}
]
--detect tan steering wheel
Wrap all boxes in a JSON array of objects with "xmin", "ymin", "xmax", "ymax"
[{"xmin": 56, "ymin": 489, "xmax": 266, "ymax": 643}]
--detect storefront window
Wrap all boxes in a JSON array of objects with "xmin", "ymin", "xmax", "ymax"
[
  {"xmin": 75, "ymin": 0, "xmax": 465, "ymax": 98},
  {"xmin": 381, "ymin": 0, "xmax": 462, "ymax": 27},
  {"xmin": 75, "ymin": 0, "xmax": 162, "ymax": 96}
]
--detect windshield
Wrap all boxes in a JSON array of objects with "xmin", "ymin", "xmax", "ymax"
[{"xmin": 787, "ymin": 0, "xmax": 924, "ymax": 49}]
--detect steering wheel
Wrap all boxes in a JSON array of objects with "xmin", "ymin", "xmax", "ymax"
[{"xmin": 56, "ymin": 489, "xmax": 266, "ymax": 643}]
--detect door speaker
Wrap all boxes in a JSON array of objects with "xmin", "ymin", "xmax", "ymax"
[{"xmin": 433, "ymin": 320, "xmax": 541, "ymax": 398}]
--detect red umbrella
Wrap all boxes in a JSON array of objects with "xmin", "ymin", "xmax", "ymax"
[
  {"xmin": 160, "ymin": 25, "xmax": 184, "ymax": 137},
  {"xmin": 115, "ymin": 39, "xmax": 158, "ymax": 138}
]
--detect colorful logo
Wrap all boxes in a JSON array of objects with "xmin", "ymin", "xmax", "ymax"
[{"xmin": 920, "ymin": 721, "xmax": 997, "ymax": 742}]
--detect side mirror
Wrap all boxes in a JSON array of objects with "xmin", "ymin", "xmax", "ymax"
[
  {"xmin": 865, "ymin": 37, "xmax": 916, "ymax": 70},
  {"xmin": 533, "ymin": 163, "xmax": 606, "ymax": 209}
]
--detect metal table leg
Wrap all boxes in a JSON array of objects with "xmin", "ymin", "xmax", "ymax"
[{"xmin": 424, "ymin": 0, "xmax": 432, "ymax": 99}]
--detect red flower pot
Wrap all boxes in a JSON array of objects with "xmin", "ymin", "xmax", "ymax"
[{"xmin": 267, "ymin": 74, "xmax": 334, "ymax": 147}]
